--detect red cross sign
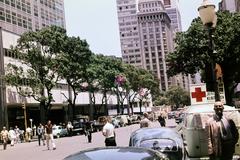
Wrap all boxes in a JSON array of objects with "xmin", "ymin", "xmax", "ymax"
[
  {"xmin": 190, "ymin": 84, "xmax": 207, "ymax": 105},
  {"xmin": 191, "ymin": 87, "xmax": 206, "ymax": 102}
]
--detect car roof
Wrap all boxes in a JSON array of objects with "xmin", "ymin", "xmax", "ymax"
[
  {"xmin": 63, "ymin": 147, "xmax": 167, "ymax": 160},
  {"xmin": 130, "ymin": 127, "xmax": 183, "ymax": 146},
  {"xmin": 185, "ymin": 104, "xmax": 237, "ymax": 114}
]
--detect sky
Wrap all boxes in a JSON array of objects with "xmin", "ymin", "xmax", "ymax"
[{"xmin": 64, "ymin": 0, "xmax": 221, "ymax": 57}]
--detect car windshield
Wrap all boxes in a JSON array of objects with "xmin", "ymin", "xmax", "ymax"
[{"xmin": 140, "ymin": 139, "xmax": 178, "ymax": 152}]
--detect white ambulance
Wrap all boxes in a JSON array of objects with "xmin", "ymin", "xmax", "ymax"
[{"xmin": 180, "ymin": 103, "xmax": 240, "ymax": 159}]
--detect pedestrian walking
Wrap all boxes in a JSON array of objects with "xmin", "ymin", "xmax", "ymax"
[
  {"xmin": 1, "ymin": 126, "xmax": 9, "ymax": 150},
  {"xmin": 14, "ymin": 125, "xmax": 20, "ymax": 144},
  {"xmin": 102, "ymin": 116, "xmax": 116, "ymax": 146},
  {"xmin": 26, "ymin": 126, "xmax": 32, "ymax": 142},
  {"xmin": 207, "ymin": 101, "xmax": 239, "ymax": 160},
  {"xmin": 140, "ymin": 112, "xmax": 151, "ymax": 128},
  {"xmin": 66, "ymin": 121, "xmax": 73, "ymax": 137},
  {"xmin": 37, "ymin": 123, "xmax": 45, "ymax": 146},
  {"xmin": 45, "ymin": 120, "xmax": 56, "ymax": 150},
  {"xmin": 84, "ymin": 119, "xmax": 93, "ymax": 143},
  {"xmin": 158, "ymin": 114, "xmax": 166, "ymax": 127},
  {"xmin": 8, "ymin": 127, "xmax": 16, "ymax": 146}
]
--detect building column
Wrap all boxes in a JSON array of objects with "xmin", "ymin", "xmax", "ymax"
[{"xmin": 0, "ymin": 27, "xmax": 8, "ymax": 129}]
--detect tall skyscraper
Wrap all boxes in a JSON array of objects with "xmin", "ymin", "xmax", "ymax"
[
  {"xmin": 116, "ymin": 0, "xmax": 188, "ymax": 91},
  {"xmin": 0, "ymin": 0, "xmax": 65, "ymax": 34}
]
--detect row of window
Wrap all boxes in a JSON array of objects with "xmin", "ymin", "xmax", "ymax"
[
  {"xmin": 118, "ymin": 4, "xmax": 135, "ymax": 11},
  {"xmin": 0, "ymin": 0, "xmax": 31, "ymax": 14},
  {"xmin": 40, "ymin": 8, "xmax": 64, "ymax": 26},
  {"xmin": 138, "ymin": 14, "xmax": 167, "ymax": 22},
  {"xmin": 40, "ymin": 0, "xmax": 64, "ymax": 11},
  {"xmin": 4, "ymin": 48, "xmax": 22, "ymax": 59},
  {"xmin": 140, "ymin": 1, "xmax": 161, "ymax": 8},
  {"xmin": 0, "ymin": 7, "xmax": 32, "ymax": 30}
]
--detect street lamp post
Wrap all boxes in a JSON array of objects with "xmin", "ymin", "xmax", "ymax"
[{"xmin": 198, "ymin": 0, "xmax": 220, "ymax": 101}]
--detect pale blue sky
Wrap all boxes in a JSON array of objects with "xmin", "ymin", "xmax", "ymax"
[{"xmin": 64, "ymin": 0, "xmax": 220, "ymax": 57}]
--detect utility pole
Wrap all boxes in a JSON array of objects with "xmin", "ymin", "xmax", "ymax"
[{"xmin": 22, "ymin": 103, "xmax": 27, "ymax": 131}]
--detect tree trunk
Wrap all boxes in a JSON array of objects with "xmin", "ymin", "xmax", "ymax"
[
  {"xmin": 139, "ymin": 100, "xmax": 143, "ymax": 114},
  {"xmin": 89, "ymin": 92, "xmax": 94, "ymax": 120},
  {"xmin": 103, "ymin": 90, "xmax": 108, "ymax": 116},
  {"xmin": 40, "ymin": 100, "xmax": 46, "ymax": 124}
]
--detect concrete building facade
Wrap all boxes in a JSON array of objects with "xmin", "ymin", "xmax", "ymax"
[
  {"xmin": 0, "ymin": 0, "xmax": 65, "ymax": 34},
  {"xmin": 219, "ymin": 0, "xmax": 239, "ymax": 12}
]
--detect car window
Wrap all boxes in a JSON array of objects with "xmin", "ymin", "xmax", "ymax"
[{"xmin": 140, "ymin": 139, "xmax": 178, "ymax": 152}]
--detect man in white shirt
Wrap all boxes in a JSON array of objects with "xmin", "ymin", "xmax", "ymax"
[{"xmin": 102, "ymin": 116, "xmax": 116, "ymax": 146}]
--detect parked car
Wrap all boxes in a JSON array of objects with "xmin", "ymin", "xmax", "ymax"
[
  {"xmin": 63, "ymin": 146, "xmax": 169, "ymax": 160},
  {"xmin": 129, "ymin": 114, "xmax": 140, "ymax": 124},
  {"xmin": 115, "ymin": 115, "xmax": 129, "ymax": 127},
  {"xmin": 175, "ymin": 112, "xmax": 185, "ymax": 124},
  {"xmin": 129, "ymin": 127, "xmax": 185, "ymax": 160},
  {"xmin": 52, "ymin": 125, "xmax": 68, "ymax": 138}
]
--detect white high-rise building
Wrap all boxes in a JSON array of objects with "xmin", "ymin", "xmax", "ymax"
[{"xmin": 116, "ymin": 0, "xmax": 189, "ymax": 91}]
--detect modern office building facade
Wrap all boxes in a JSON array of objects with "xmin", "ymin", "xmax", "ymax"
[
  {"xmin": 0, "ymin": 0, "xmax": 66, "ymax": 34},
  {"xmin": 116, "ymin": 0, "xmax": 189, "ymax": 91},
  {"xmin": 0, "ymin": 0, "xmax": 66, "ymax": 129}
]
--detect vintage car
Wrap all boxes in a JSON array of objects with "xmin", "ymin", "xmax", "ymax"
[
  {"xmin": 180, "ymin": 103, "xmax": 240, "ymax": 159},
  {"xmin": 52, "ymin": 125, "xmax": 68, "ymax": 138},
  {"xmin": 129, "ymin": 127, "xmax": 185, "ymax": 160},
  {"xmin": 63, "ymin": 147, "xmax": 169, "ymax": 160}
]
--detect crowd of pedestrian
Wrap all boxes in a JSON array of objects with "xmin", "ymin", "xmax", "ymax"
[{"xmin": 0, "ymin": 120, "xmax": 58, "ymax": 151}]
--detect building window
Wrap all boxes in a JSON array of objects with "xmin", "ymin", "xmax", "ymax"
[
  {"xmin": 10, "ymin": 0, "xmax": 15, "ymax": 7},
  {"xmin": 12, "ymin": 12, "xmax": 17, "ymax": 24},
  {"xmin": 6, "ymin": 10, "xmax": 11, "ymax": 23},
  {"xmin": 5, "ymin": 0, "xmax": 10, "ymax": 5},
  {"xmin": 16, "ymin": 0, "xmax": 21, "ymax": 9},
  {"xmin": 0, "ymin": 7, "xmax": 5, "ymax": 21},
  {"xmin": 17, "ymin": 14, "xmax": 22, "ymax": 26}
]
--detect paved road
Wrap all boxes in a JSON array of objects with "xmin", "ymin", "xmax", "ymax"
[{"xmin": 0, "ymin": 120, "xmax": 176, "ymax": 160}]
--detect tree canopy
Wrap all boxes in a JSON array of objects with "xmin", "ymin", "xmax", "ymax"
[{"xmin": 167, "ymin": 11, "xmax": 240, "ymax": 104}]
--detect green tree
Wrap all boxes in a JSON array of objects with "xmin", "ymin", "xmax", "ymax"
[
  {"xmin": 56, "ymin": 36, "xmax": 93, "ymax": 121},
  {"xmin": 94, "ymin": 55, "xmax": 124, "ymax": 116},
  {"xmin": 5, "ymin": 26, "xmax": 67, "ymax": 123},
  {"xmin": 167, "ymin": 11, "xmax": 240, "ymax": 105},
  {"xmin": 165, "ymin": 86, "xmax": 190, "ymax": 109}
]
